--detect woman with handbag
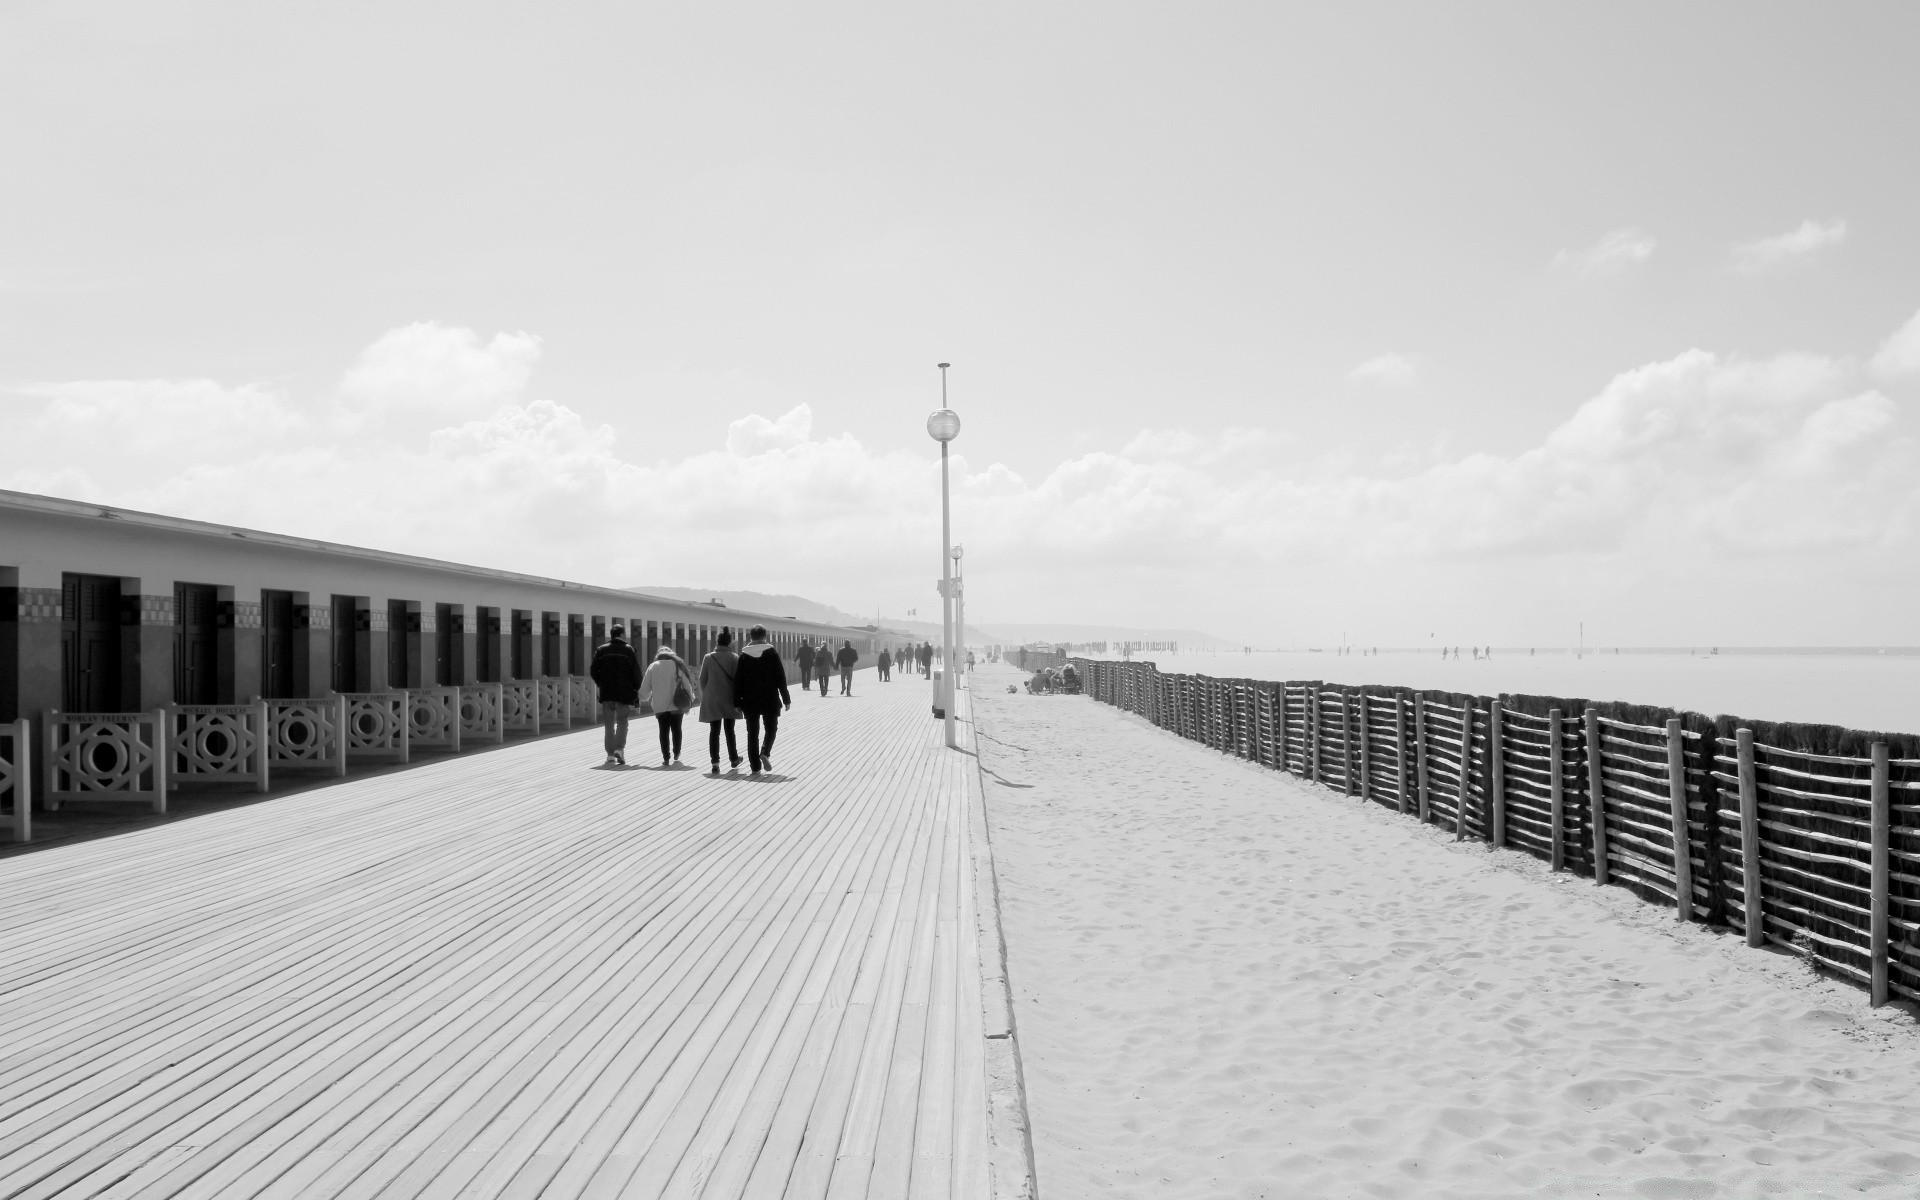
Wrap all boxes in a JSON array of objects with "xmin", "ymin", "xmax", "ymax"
[
  {"xmin": 638, "ymin": 643, "xmax": 698, "ymax": 766},
  {"xmin": 699, "ymin": 629, "xmax": 743, "ymax": 774}
]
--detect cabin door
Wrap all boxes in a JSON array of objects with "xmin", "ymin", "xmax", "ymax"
[
  {"xmin": 62, "ymin": 573, "xmax": 121, "ymax": 712},
  {"xmin": 262, "ymin": 590, "xmax": 296, "ymax": 698},
  {"xmin": 174, "ymin": 582, "xmax": 218, "ymax": 704}
]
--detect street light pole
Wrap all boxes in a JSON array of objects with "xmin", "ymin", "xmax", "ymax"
[{"xmin": 928, "ymin": 364, "xmax": 962, "ymax": 750}]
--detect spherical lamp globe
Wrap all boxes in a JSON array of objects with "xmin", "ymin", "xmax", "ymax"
[{"xmin": 926, "ymin": 409, "xmax": 962, "ymax": 443}]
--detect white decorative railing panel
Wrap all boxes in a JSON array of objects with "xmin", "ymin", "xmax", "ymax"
[
  {"xmin": 501, "ymin": 681, "xmax": 539, "ymax": 735},
  {"xmin": 261, "ymin": 696, "xmax": 349, "ymax": 776},
  {"xmin": 2, "ymin": 718, "xmax": 29, "ymax": 842},
  {"xmin": 568, "ymin": 675, "xmax": 597, "ymax": 724},
  {"xmin": 45, "ymin": 709, "xmax": 168, "ymax": 813},
  {"xmin": 341, "ymin": 693, "xmax": 409, "ymax": 763},
  {"xmin": 538, "ymin": 678, "xmax": 569, "ymax": 729},
  {"xmin": 459, "ymin": 684, "xmax": 504, "ymax": 745},
  {"xmin": 166, "ymin": 701, "xmax": 269, "ymax": 792},
  {"xmin": 407, "ymin": 687, "xmax": 461, "ymax": 754}
]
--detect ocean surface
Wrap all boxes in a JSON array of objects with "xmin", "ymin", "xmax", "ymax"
[{"xmin": 1075, "ymin": 649, "xmax": 1920, "ymax": 736}]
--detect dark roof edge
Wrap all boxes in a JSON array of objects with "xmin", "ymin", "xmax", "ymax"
[{"xmin": 0, "ymin": 488, "xmax": 825, "ymax": 626}]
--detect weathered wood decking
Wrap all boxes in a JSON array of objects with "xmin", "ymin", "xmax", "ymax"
[{"xmin": 0, "ymin": 674, "xmax": 991, "ymax": 1198}]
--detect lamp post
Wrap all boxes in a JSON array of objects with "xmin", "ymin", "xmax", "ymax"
[{"xmin": 928, "ymin": 365, "xmax": 961, "ymax": 749}]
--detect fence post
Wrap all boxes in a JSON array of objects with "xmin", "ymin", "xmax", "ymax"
[
  {"xmin": 1455, "ymin": 699, "xmax": 1472, "ymax": 841},
  {"xmin": 1357, "ymin": 688, "xmax": 1371, "ymax": 802},
  {"xmin": 1344, "ymin": 690, "xmax": 1357, "ymax": 797},
  {"xmin": 1277, "ymin": 685, "xmax": 1290, "ymax": 773},
  {"xmin": 1665, "ymin": 718, "xmax": 1693, "ymax": 922},
  {"xmin": 1414, "ymin": 694, "xmax": 1430, "ymax": 822},
  {"xmin": 1489, "ymin": 701, "xmax": 1506, "ymax": 848},
  {"xmin": 1737, "ymin": 729, "xmax": 1761, "ymax": 947},
  {"xmin": 335, "ymin": 694, "xmax": 350, "ymax": 776},
  {"xmin": 253, "ymin": 698, "xmax": 271, "ymax": 792},
  {"xmin": 1586, "ymin": 708, "xmax": 1609, "ymax": 885},
  {"xmin": 1394, "ymin": 693, "xmax": 1409, "ymax": 814},
  {"xmin": 1309, "ymin": 687, "xmax": 1321, "ymax": 784},
  {"xmin": 151, "ymin": 707, "xmax": 169, "ymax": 814},
  {"xmin": 1547, "ymin": 707, "xmax": 1564, "ymax": 870},
  {"xmin": 1871, "ymin": 741, "xmax": 1890, "ymax": 1006}
]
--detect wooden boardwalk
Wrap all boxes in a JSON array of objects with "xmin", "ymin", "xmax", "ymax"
[{"xmin": 0, "ymin": 672, "xmax": 992, "ymax": 1199}]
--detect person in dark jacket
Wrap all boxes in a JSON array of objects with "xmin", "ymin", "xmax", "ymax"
[
  {"xmin": 588, "ymin": 627, "xmax": 642, "ymax": 765},
  {"xmin": 919, "ymin": 641, "xmax": 934, "ymax": 676},
  {"xmin": 699, "ymin": 628, "xmax": 742, "ymax": 774},
  {"xmin": 796, "ymin": 639, "xmax": 816, "ymax": 690},
  {"xmin": 835, "ymin": 640, "xmax": 859, "ymax": 695},
  {"xmin": 877, "ymin": 647, "xmax": 892, "ymax": 682},
  {"xmin": 816, "ymin": 645, "xmax": 831, "ymax": 697},
  {"xmin": 733, "ymin": 625, "xmax": 791, "ymax": 775}
]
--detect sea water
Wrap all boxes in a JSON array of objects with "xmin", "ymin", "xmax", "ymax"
[{"xmin": 1079, "ymin": 649, "xmax": 1920, "ymax": 736}]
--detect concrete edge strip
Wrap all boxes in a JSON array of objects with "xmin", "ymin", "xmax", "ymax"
[{"xmin": 962, "ymin": 681, "xmax": 1042, "ymax": 1200}]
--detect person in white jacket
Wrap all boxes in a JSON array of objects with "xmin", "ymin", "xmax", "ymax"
[{"xmin": 637, "ymin": 644, "xmax": 698, "ymax": 766}]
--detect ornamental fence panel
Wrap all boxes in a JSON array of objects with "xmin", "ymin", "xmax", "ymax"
[
  {"xmin": 44, "ymin": 709, "xmax": 167, "ymax": 813},
  {"xmin": 502, "ymin": 682, "xmax": 539, "ymax": 736},
  {"xmin": 459, "ymin": 684, "xmax": 505, "ymax": 745},
  {"xmin": 2, "ymin": 718, "xmax": 30, "ymax": 841},
  {"xmin": 259, "ymin": 696, "xmax": 348, "ymax": 776},
  {"xmin": 1069, "ymin": 656, "xmax": 1920, "ymax": 1008},
  {"xmin": 165, "ymin": 701, "xmax": 269, "ymax": 792},
  {"xmin": 407, "ymin": 687, "xmax": 462, "ymax": 754},
  {"xmin": 568, "ymin": 676, "xmax": 598, "ymax": 723},
  {"xmin": 340, "ymin": 693, "xmax": 409, "ymax": 763},
  {"xmin": 537, "ymin": 678, "xmax": 570, "ymax": 729}
]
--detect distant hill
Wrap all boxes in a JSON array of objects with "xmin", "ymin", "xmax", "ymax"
[
  {"xmin": 625, "ymin": 586, "xmax": 863, "ymax": 627},
  {"xmin": 626, "ymin": 587, "xmax": 1238, "ymax": 649}
]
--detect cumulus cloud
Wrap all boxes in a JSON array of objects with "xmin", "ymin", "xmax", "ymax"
[
  {"xmin": 1872, "ymin": 309, "xmax": 1920, "ymax": 380},
  {"xmin": 1733, "ymin": 219, "xmax": 1847, "ymax": 272},
  {"xmin": 1348, "ymin": 353, "xmax": 1416, "ymax": 387},
  {"xmin": 3, "ymin": 318, "xmax": 1918, "ymax": 643},
  {"xmin": 1552, "ymin": 228, "xmax": 1655, "ymax": 275}
]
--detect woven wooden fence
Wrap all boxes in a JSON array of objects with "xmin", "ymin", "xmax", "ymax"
[{"xmin": 1071, "ymin": 657, "xmax": 1920, "ymax": 1008}]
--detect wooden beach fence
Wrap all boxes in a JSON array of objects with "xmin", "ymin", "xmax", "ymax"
[{"xmin": 1071, "ymin": 656, "xmax": 1920, "ymax": 1008}]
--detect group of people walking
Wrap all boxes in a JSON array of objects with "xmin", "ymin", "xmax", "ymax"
[
  {"xmin": 794, "ymin": 638, "xmax": 862, "ymax": 696},
  {"xmin": 588, "ymin": 624, "xmax": 791, "ymax": 775}
]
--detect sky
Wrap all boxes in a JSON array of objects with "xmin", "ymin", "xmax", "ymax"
[{"xmin": 3, "ymin": 3, "xmax": 1919, "ymax": 647}]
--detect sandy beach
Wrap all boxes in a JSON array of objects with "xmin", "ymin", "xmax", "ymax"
[{"xmin": 971, "ymin": 663, "xmax": 1920, "ymax": 1198}]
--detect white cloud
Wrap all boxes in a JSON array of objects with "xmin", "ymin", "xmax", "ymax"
[
  {"xmin": 335, "ymin": 321, "xmax": 541, "ymax": 434},
  {"xmin": 1551, "ymin": 228, "xmax": 1655, "ymax": 275},
  {"xmin": 1732, "ymin": 219, "xmax": 1847, "ymax": 272},
  {"xmin": 726, "ymin": 404, "xmax": 813, "ymax": 455},
  {"xmin": 1872, "ymin": 309, "xmax": 1920, "ymax": 380},
  {"xmin": 4, "ymin": 319, "xmax": 1918, "ymax": 644},
  {"xmin": 1348, "ymin": 353, "xmax": 1416, "ymax": 387}
]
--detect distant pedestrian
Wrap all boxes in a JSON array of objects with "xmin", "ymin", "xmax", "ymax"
[
  {"xmin": 919, "ymin": 642, "xmax": 933, "ymax": 676},
  {"xmin": 699, "ymin": 629, "xmax": 743, "ymax": 774},
  {"xmin": 796, "ymin": 638, "xmax": 816, "ymax": 690},
  {"xmin": 638, "ymin": 643, "xmax": 697, "ymax": 766},
  {"xmin": 734, "ymin": 624, "xmax": 791, "ymax": 775},
  {"xmin": 817, "ymin": 647, "xmax": 831, "ymax": 697},
  {"xmin": 877, "ymin": 646, "xmax": 892, "ymax": 681},
  {"xmin": 836, "ymin": 640, "xmax": 859, "ymax": 695},
  {"xmin": 589, "ymin": 625, "xmax": 641, "ymax": 766}
]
